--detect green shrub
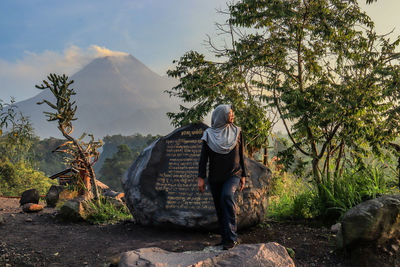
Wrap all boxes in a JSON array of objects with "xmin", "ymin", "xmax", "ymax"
[
  {"xmin": 0, "ymin": 159, "xmax": 56, "ymax": 196},
  {"xmin": 84, "ymin": 196, "xmax": 132, "ymax": 224},
  {"xmin": 267, "ymin": 162, "xmax": 399, "ymax": 222}
]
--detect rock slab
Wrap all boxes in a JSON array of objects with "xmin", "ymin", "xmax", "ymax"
[
  {"xmin": 119, "ymin": 242, "xmax": 295, "ymax": 267},
  {"xmin": 337, "ymin": 194, "xmax": 400, "ymax": 249},
  {"xmin": 122, "ymin": 123, "xmax": 271, "ymax": 229},
  {"xmin": 20, "ymin": 189, "xmax": 39, "ymax": 206}
]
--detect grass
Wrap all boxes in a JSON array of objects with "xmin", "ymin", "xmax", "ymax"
[
  {"xmin": 267, "ymin": 161, "xmax": 400, "ymax": 223},
  {"xmin": 84, "ymin": 196, "xmax": 132, "ymax": 224}
]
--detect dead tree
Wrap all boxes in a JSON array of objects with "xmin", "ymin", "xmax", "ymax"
[{"xmin": 36, "ymin": 74, "xmax": 102, "ymax": 200}]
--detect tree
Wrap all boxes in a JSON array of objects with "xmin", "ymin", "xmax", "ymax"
[
  {"xmin": 0, "ymin": 98, "xmax": 35, "ymax": 163},
  {"xmin": 99, "ymin": 144, "xmax": 136, "ymax": 191},
  {"xmin": 36, "ymin": 74, "xmax": 102, "ymax": 200},
  {"xmin": 228, "ymin": 0, "xmax": 400, "ymax": 191},
  {"xmin": 168, "ymin": 0, "xmax": 400, "ymax": 194},
  {"xmin": 167, "ymin": 46, "xmax": 273, "ymax": 158}
]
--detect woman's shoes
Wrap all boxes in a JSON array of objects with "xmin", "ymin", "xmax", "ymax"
[{"xmin": 222, "ymin": 239, "xmax": 240, "ymax": 250}]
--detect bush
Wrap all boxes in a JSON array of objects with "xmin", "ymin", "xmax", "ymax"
[
  {"xmin": 84, "ymin": 196, "xmax": 132, "ymax": 224},
  {"xmin": 267, "ymin": 168, "xmax": 318, "ymax": 220},
  {"xmin": 0, "ymin": 159, "xmax": 56, "ymax": 196},
  {"xmin": 267, "ymin": 162, "xmax": 399, "ymax": 223}
]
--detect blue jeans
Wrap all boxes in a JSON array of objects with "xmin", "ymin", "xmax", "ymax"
[{"xmin": 209, "ymin": 175, "xmax": 240, "ymax": 244}]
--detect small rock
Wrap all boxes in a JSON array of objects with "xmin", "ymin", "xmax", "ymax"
[
  {"xmin": 330, "ymin": 223, "xmax": 341, "ymax": 233},
  {"xmin": 46, "ymin": 185, "xmax": 65, "ymax": 207},
  {"xmin": 57, "ymin": 198, "xmax": 88, "ymax": 222},
  {"xmin": 391, "ymin": 244, "xmax": 399, "ymax": 252},
  {"xmin": 25, "ymin": 218, "xmax": 33, "ymax": 222},
  {"xmin": 20, "ymin": 189, "xmax": 39, "ymax": 206},
  {"xmin": 22, "ymin": 203, "xmax": 44, "ymax": 213}
]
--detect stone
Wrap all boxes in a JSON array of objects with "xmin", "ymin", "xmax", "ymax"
[
  {"xmin": 330, "ymin": 223, "xmax": 341, "ymax": 234},
  {"xmin": 123, "ymin": 123, "xmax": 271, "ymax": 230},
  {"xmin": 119, "ymin": 242, "xmax": 295, "ymax": 267},
  {"xmin": 45, "ymin": 185, "xmax": 65, "ymax": 207},
  {"xmin": 20, "ymin": 189, "xmax": 39, "ymax": 206},
  {"xmin": 22, "ymin": 203, "xmax": 44, "ymax": 213},
  {"xmin": 337, "ymin": 194, "xmax": 400, "ymax": 249},
  {"xmin": 57, "ymin": 198, "xmax": 88, "ymax": 222}
]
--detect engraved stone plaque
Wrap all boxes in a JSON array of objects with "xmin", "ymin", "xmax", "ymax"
[{"xmin": 123, "ymin": 123, "xmax": 271, "ymax": 229}]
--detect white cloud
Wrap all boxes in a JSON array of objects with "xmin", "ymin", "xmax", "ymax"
[{"xmin": 0, "ymin": 45, "xmax": 128, "ymax": 102}]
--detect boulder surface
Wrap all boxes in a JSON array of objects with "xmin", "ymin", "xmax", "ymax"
[
  {"xmin": 46, "ymin": 185, "xmax": 65, "ymax": 207},
  {"xmin": 123, "ymin": 123, "xmax": 271, "ymax": 229},
  {"xmin": 22, "ymin": 203, "xmax": 44, "ymax": 213},
  {"xmin": 119, "ymin": 243, "xmax": 294, "ymax": 267},
  {"xmin": 20, "ymin": 189, "xmax": 39, "ymax": 206},
  {"xmin": 337, "ymin": 194, "xmax": 400, "ymax": 249}
]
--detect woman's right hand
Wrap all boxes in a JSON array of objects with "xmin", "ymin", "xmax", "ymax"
[{"xmin": 198, "ymin": 177, "xmax": 205, "ymax": 193}]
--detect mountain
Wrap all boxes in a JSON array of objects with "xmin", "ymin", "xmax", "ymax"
[{"xmin": 15, "ymin": 55, "xmax": 180, "ymax": 138}]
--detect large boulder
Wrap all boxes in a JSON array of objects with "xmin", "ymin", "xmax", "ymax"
[
  {"xmin": 122, "ymin": 123, "xmax": 271, "ymax": 230},
  {"xmin": 20, "ymin": 189, "xmax": 39, "ymax": 206},
  {"xmin": 119, "ymin": 242, "xmax": 294, "ymax": 267},
  {"xmin": 337, "ymin": 194, "xmax": 400, "ymax": 249},
  {"xmin": 46, "ymin": 185, "xmax": 65, "ymax": 207}
]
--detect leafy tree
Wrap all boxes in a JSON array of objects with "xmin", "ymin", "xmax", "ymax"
[
  {"xmin": 166, "ymin": 48, "xmax": 273, "ymax": 158},
  {"xmin": 168, "ymin": 0, "xmax": 400, "ymax": 195},
  {"xmin": 97, "ymin": 134, "xmax": 158, "ymax": 190},
  {"xmin": 36, "ymin": 74, "xmax": 102, "ymax": 199},
  {"xmin": 99, "ymin": 144, "xmax": 136, "ymax": 191},
  {"xmin": 30, "ymin": 137, "xmax": 67, "ymax": 175},
  {"xmin": 227, "ymin": 0, "xmax": 400, "ymax": 192},
  {"xmin": 0, "ymin": 98, "xmax": 35, "ymax": 163}
]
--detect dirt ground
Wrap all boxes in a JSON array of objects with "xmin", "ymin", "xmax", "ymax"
[{"xmin": 0, "ymin": 197, "xmax": 352, "ymax": 267}]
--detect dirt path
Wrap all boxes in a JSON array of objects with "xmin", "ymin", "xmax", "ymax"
[{"xmin": 0, "ymin": 197, "xmax": 350, "ymax": 266}]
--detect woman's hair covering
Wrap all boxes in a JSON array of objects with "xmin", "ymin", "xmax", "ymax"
[{"xmin": 201, "ymin": 104, "xmax": 241, "ymax": 154}]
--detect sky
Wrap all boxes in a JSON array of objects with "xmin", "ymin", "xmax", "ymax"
[{"xmin": 0, "ymin": 0, "xmax": 399, "ymax": 102}]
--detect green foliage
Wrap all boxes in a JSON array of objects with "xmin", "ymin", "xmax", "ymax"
[
  {"xmin": 84, "ymin": 196, "xmax": 132, "ymax": 224},
  {"xmin": 167, "ymin": 44, "xmax": 273, "ymax": 156},
  {"xmin": 30, "ymin": 137, "xmax": 67, "ymax": 175},
  {"xmin": 97, "ymin": 134, "xmax": 158, "ymax": 191},
  {"xmin": 0, "ymin": 159, "xmax": 56, "ymax": 196},
  {"xmin": 267, "ymin": 169, "xmax": 319, "ymax": 220},
  {"xmin": 0, "ymin": 98, "xmax": 36, "ymax": 164},
  {"xmin": 268, "ymin": 160, "xmax": 398, "ymax": 222},
  {"xmin": 99, "ymin": 144, "xmax": 135, "ymax": 191},
  {"xmin": 36, "ymin": 74, "xmax": 77, "ymax": 132},
  {"xmin": 318, "ymin": 164, "xmax": 396, "ymax": 220}
]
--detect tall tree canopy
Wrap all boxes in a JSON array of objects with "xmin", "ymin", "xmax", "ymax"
[{"xmin": 168, "ymin": 0, "xmax": 400, "ymax": 191}]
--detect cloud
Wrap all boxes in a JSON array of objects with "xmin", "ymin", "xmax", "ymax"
[
  {"xmin": 0, "ymin": 45, "xmax": 128, "ymax": 101},
  {"xmin": 90, "ymin": 45, "xmax": 129, "ymax": 57}
]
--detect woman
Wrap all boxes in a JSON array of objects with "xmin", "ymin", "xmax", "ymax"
[{"xmin": 198, "ymin": 104, "xmax": 247, "ymax": 250}]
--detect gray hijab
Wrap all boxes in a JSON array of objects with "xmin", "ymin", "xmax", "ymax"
[{"xmin": 201, "ymin": 104, "xmax": 241, "ymax": 154}]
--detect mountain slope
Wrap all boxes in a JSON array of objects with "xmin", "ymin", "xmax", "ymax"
[{"xmin": 15, "ymin": 55, "xmax": 179, "ymax": 138}]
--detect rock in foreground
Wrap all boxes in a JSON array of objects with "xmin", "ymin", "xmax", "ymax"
[
  {"xmin": 119, "ymin": 242, "xmax": 294, "ymax": 267},
  {"xmin": 337, "ymin": 194, "xmax": 400, "ymax": 249},
  {"xmin": 123, "ymin": 123, "xmax": 271, "ymax": 230}
]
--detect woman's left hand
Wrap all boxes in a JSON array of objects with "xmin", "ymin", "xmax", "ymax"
[{"xmin": 239, "ymin": 177, "xmax": 245, "ymax": 192}]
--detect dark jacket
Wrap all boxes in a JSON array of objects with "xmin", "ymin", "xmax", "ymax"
[{"xmin": 198, "ymin": 132, "xmax": 247, "ymax": 183}]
